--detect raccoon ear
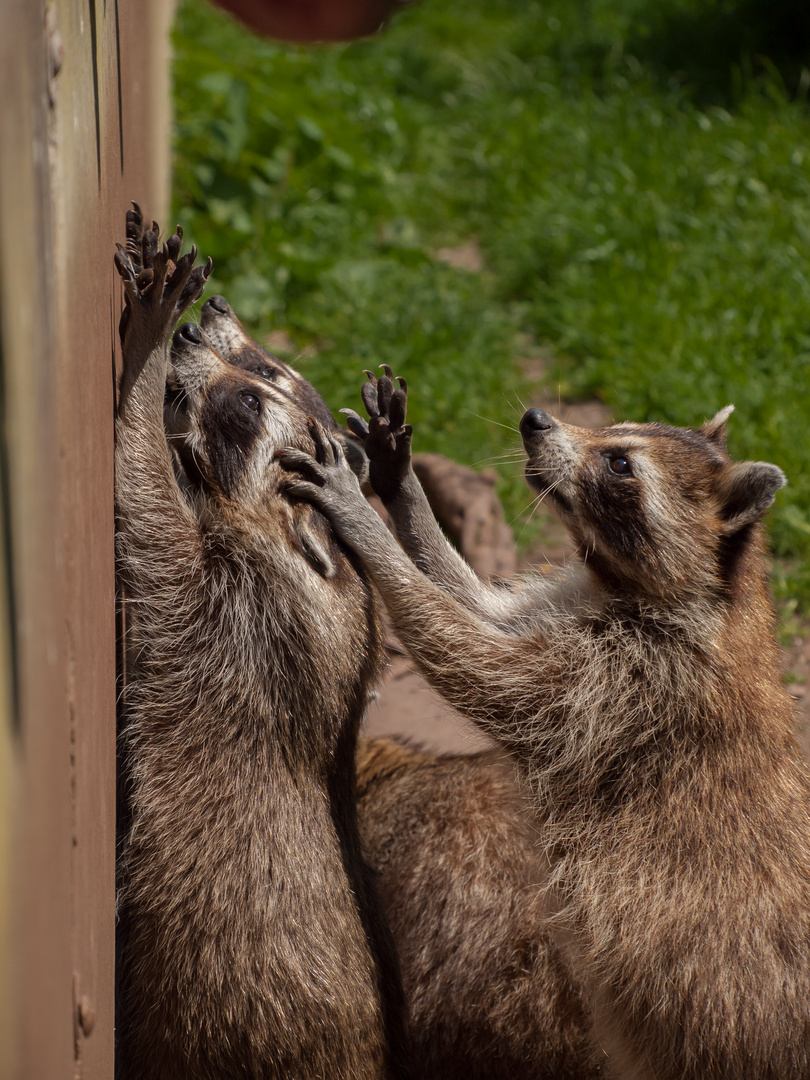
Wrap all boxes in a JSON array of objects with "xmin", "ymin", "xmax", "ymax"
[
  {"xmin": 717, "ymin": 460, "xmax": 786, "ymax": 534},
  {"xmin": 701, "ymin": 405, "xmax": 734, "ymax": 449}
]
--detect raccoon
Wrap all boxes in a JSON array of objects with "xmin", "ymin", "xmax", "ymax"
[
  {"xmin": 356, "ymin": 736, "xmax": 598, "ymax": 1079},
  {"xmin": 114, "ymin": 209, "xmax": 406, "ymax": 1080},
  {"xmin": 279, "ymin": 372, "xmax": 810, "ymax": 1079}
]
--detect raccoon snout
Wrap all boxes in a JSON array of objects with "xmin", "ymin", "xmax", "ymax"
[
  {"xmin": 175, "ymin": 322, "xmax": 204, "ymax": 346},
  {"xmin": 203, "ymin": 295, "xmax": 231, "ymax": 317},
  {"xmin": 520, "ymin": 409, "xmax": 555, "ymax": 436}
]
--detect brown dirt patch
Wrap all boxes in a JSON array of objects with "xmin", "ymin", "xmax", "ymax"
[{"xmin": 433, "ymin": 238, "xmax": 484, "ymax": 273}]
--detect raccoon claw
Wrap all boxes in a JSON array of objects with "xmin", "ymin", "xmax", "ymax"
[
  {"xmin": 178, "ymin": 258, "xmax": 212, "ymax": 311},
  {"xmin": 276, "ymin": 420, "xmax": 348, "ymax": 480},
  {"xmin": 389, "ymin": 377, "xmax": 407, "ymax": 431},
  {"xmin": 165, "ymin": 226, "xmax": 183, "ymax": 264},
  {"xmin": 115, "ymin": 209, "xmax": 212, "ymax": 343},
  {"xmin": 114, "ymin": 247, "xmax": 137, "ymax": 283},
  {"xmin": 376, "ymin": 369, "xmax": 394, "ymax": 418},
  {"xmin": 276, "ymin": 447, "xmax": 326, "ymax": 486},
  {"xmin": 361, "ymin": 374, "xmax": 381, "ymax": 419},
  {"xmin": 339, "ymin": 409, "xmax": 369, "ymax": 440},
  {"xmin": 125, "ymin": 202, "xmax": 143, "ymax": 256},
  {"xmin": 307, "ymin": 418, "xmax": 345, "ymax": 468},
  {"xmin": 142, "ymin": 225, "xmax": 159, "ymax": 273},
  {"xmin": 150, "ymin": 248, "xmax": 169, "ymax": 297}
]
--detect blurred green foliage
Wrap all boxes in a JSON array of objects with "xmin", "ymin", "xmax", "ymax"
[{"xmin": 172, "ymin": 0, "xmax": 810, "ymax": 606}]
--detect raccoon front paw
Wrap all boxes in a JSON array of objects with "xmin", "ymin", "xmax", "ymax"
[
  {"xmin": 277, "ymin": 421, "xmax": 376, "ymax": 548},
  {"xmin": 114, "ymin": 203, "xmax": 212, "ymax": 348},
  {"xmin": 340, "ymin": 365, "xmax": 412, "ymax": 504}
]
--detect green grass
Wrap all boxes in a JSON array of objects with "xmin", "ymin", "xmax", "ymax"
[{"xmin": 172, "ymin": 0, "xmax": 810, "ymax": 607}]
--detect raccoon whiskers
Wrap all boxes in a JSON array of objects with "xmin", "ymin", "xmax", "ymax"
[
  {"xmin": 510, "ymin": 478, "xmax": 565, "ymax": 534},
  {"xmin": 462, "ymin": 409, "xmax": 520, "ymax": 435},
  {"xmin": 471, "ymin": 450, "xmax": 527, "ymax": 468}
]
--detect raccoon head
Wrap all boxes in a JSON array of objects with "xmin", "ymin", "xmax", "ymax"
[
  {"xmin": 519, "ymin": 406, "xmax": 785, "ymax": 602},
  {"xmin": 165, "ymin": 322, "xmax": 320, "ymax": 500},
  {"xmin": 166, "ymin": 322, "xmax": 341, "ymax": 577},
  {"xmin": 199, "ymin": 295, "xmax": 367, "ymax": 482}
]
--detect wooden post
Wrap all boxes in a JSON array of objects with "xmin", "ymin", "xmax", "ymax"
[{"xmin": 0, "ymin": 0, "xmax": 173, "ymax": 1075}]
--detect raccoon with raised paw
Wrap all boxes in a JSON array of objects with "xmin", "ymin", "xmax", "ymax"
[
  {"xmin": 114, "ymin": 209, "xmax": 407, "ymax": 1080},
  {"xmin": 279, "ymin": 370, "xmax": 810, "ymax": 1080}
]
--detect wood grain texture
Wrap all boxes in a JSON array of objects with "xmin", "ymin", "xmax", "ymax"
[{"xmin": 0, "ymin": 1, "xmax": 173, "ymax": 1075}]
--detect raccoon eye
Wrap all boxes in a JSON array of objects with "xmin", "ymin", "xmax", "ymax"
[
  {"xmin": 240, "ymin": 392, "xmax": 261, "ymax": 413},
  {"xmin": 608, "ymin": 456, "xmax": 632, "ymax": 476},
  {"xmin": 253, "ymin": 366, "xmax": 276, "ymax": 380}
]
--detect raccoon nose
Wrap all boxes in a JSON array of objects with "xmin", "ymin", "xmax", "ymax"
[
  {"xmin": 175, "ymin": 322, "xmax": 204, "ymax": 346},
  {"xmin": 203, "ymin": 295, "xmax": 230, "ymax": 317},
  {"xmin": 520, "ymin": 409, "xmax": 555, "ymax": 436}
]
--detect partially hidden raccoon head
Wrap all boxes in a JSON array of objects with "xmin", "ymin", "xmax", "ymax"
[
  {"xmin": 199, "ymin": 295, "xmax": 368, "ymax": 483},
  {"xmin": 165, "ymin": 322, "xmax": 340, "ymax": 578}
]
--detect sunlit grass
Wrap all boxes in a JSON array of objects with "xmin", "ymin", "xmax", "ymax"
[{"xmin": 172, "ymin": 0, "xmax": 810, "ymax": 606}]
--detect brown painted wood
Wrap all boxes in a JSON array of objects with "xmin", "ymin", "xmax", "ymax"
[
  {"xmin": 0, "ymin": 4, "xmax": 72, "ymax": 1075},
  {"xmin": 0, "ymin": 0, "xmax": 172, "ymax": 1075}
]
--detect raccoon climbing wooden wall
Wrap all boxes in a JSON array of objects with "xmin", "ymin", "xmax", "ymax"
[{"xmin": 0, "ymin": 1, "xmax": 173, "ymax": 1075}]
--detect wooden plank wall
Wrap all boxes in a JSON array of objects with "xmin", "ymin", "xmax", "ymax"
[{"xmin": 0, "ymin": 0, "xmax": 173, "ymax": 1075}]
